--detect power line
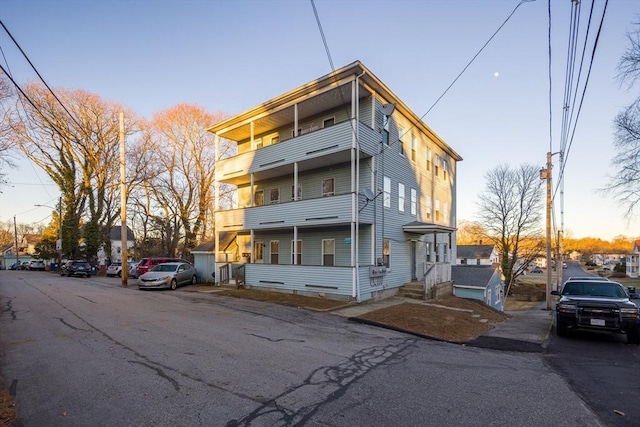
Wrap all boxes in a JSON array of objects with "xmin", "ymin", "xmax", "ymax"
[
  {"xmin": 380, "ymin": 0, "xmax": 535, "ymax": 155},
  {"xmin": 0, "ymin": 19, "xmax": 86, "ymax": 135}
]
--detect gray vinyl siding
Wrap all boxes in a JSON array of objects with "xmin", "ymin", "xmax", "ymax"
[
  {"xmin": 213, "ymin": 65, "xmax": 459, "ymax": 301},
  {"xmin": 243, "ymin": 226, "xmax": 370, "ymax": 267},
  {"xmin": 217, "ymin": 121, "xmax": 381, "ymax": 183}
]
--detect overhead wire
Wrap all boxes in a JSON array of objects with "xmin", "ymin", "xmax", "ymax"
[
  {"xmin": 379, "ymin": 0, "xmax": 535, "ymax": 155},
  {"xmin": 0, "ymin": 19, "xmax": 86, "ymax": 135}
]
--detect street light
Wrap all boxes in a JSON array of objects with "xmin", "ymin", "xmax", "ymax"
[{"xmin": 34, "ymin": 197, "xmax": 63, "ymax": 268}]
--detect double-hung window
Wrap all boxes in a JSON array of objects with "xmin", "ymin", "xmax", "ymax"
[
  {"xmin": 410, "ymin": 188, "xmax": 417, "ymax": 216},
  {"xmin": 426, "ymin": 148, "xmax": 431, "ymax": 171},
  {"xmin": 322, "ymin": 239, "xmax": 335, "ymax": 266},
  {"xmin": 270, "ymin": 188, "xmax": 280, "ymax": 204},
  {"xmin": 270, "ymin": 241, "xmax": 279, "ymax": 264},
  {"xmin": 383, "ymin": 176, "xmax": 391, "ymax": 208},
  {"xmin": 383, "ymin": 239, "xmax": 390, "ymax": 268},
  {"xmin": 398, "ymin": 127, "xmax": 405, "ymax": 156},
  {"xmin": 398, "ymin": 183, "xmax": 405, "ymax": 213},
  {"xmin": 322, "ymin": 178, "xmax": 335, "ymax": 197},
  {"xmin": 410, "ymin": 136, "xmax": 417, "ymax": 162},
  {"xmin": 254, "ymin": 190, "xmax": 264, "ymax": 207},
  {"xmin": 291, "ymin": 240, "xmax": 302, "ymax": 265}
]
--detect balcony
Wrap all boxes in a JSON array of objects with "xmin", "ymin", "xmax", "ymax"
[
  {"xmin": 215, "ymin": 193, "xmax": 377, "ymax": 231},
  {"xmin": 217, "ymin": 121, "xmax": 380, "ymax": 185}
]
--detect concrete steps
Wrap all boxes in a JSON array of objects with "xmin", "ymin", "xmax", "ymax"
[{"xmin": 398, "ymin": 281, "xmax": 424, "ymax": 300}]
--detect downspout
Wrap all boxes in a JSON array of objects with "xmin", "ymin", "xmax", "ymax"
[
  {"xmin": 214, "ymin": 133, "xmax": 220, "ymax": 285},
  {"xmin": 354, "ymin": 69, "xmax": 365, "ymax": 302}
]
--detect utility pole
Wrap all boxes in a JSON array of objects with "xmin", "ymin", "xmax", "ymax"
[
  {"xmin": 119, "ymin": 111, "xmax": 128, "ymax": 288},
  {"xmin": 541, "ymin": 152, "xmax": 553, "ymax": 310},
  {"xmin": 57, "ymin": 196, "xmax": 63, "ymax": 268},
  {"xmin": 14, "ymin": 215, "xmax": 19, "ymax": 266}
]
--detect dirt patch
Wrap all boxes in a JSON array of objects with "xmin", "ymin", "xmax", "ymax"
[
  {"xmin": 205, "ymin": 287, "xmax": 514, "ymax": 343},
  {"xmin": 357, "ymin": 296, "xmax": 509, "ymax": 343},
  {"xmin": 215, "ymin": 288, "xmax": 349, "ymax": 311},
  {"xmin": 0, "ymin": 389, "xmax": 16, "ymax": 426}
]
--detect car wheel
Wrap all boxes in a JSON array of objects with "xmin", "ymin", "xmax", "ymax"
[
  {"xmin": 190, "ymin": 275, "xmax": 197, "ymax": 285},
  {"xmin": 170, "ymin": 279, "xmax": 177, "ymax": 290},
  {"xmin": 627, "ymin": 327, "xmax": 640, "ymax": 345},
  {"xmin": 556, "ymin": 318, "xmax": 568, "ymax": 337},
  {"xmin": 117, "ymin": 271, "xmax": 121, "ymax": 278}
]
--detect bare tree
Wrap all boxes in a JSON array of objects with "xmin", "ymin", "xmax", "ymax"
[
  {"xmin": 476, "ymin": 163, "xmax": 544, "ymax": 290},
  {"xmin": 606, "ymin": 21, "xmax": 640, "ymax": 218},
  {"xmin": 0, "ymin": 71, "xmax": 17, "ymax": 185},
  {"xmin": 145, "ymin": 104, "xmax": 226, "ymax": 256},
  {"xmin": 10, "ymin": 82, "xmax": 139, "ymax": 260}
]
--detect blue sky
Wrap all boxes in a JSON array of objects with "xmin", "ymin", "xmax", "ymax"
[{"xmin": 1, "ymin": 0, "xmax": 639, "ymax": 240}]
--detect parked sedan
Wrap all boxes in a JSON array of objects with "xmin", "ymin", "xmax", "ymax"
[{"xmin": 138, "ymin": 262, "xmax": 197, "ymax": 290}]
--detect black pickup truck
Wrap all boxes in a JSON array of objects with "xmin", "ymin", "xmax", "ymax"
[{"xmin": 551, "ymin": 279, "xmax": 640, "ymax": 344}]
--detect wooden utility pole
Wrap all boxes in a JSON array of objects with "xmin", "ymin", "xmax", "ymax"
[
  {"xmin": 119, "ymin": 111, "xmax": 128, "ymax": 287},
  {"xmin": 541, "ymin": 152, "xmax": 553, "ymax": 310}
]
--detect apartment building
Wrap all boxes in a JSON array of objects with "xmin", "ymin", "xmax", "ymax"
[{"xmin": 209, "ymin": 61, "xmax": 462, "ymax": 302}]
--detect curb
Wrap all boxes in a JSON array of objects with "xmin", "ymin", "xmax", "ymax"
[{"xmin": 348, "ymin": 316, "xmax": 548, "ymax": 353}]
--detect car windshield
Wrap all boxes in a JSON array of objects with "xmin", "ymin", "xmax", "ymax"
[
  {"xmin": 152, "ymin": 264, "xmax": 179, "ymax": 272},
  {"xmin": 562, "ymin": 282, "xmax": 627, "ymax": 298}
]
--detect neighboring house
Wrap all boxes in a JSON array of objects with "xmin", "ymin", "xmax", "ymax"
[
  {"xmin": 452, "ymin": 265, "xmax": 504, "ymax": 311},
  {"xmin": 108, "ymin": 226, "xmax": 135, "ymax": 262},
  {"xmin": 626, "ymin": 240, "xmax": 640, "ymax": 279},
  {"xmin": 456, "ymin": 244, "xmax": 498, "ymax": 265},
  {"xmin": 20, "ymin": 234, "xmax": 41, "ymax": 255},
  {"xmin": 209, "ymin": 61, "xmax": 462, "ymax": 302},
  {"xmin": 192, "ymin": 233, "xmax": 238, "ymax": 283},
  {"xmin": 592, "ymin": 254, "xmax": 625, "ymax": 267}
]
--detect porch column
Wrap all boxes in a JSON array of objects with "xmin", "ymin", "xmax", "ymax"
[
  {"xmin": 293, "ymin": 163, "xmax": 298, "ymax": 201},
  {"xmin": 293, "ymin": 226, "xmax": 298, "ymax": 265},
  {"xmin": 294, "ymin": 104, "xmax": 298, "ymax": 137},
  {"xmin": 250, "ymin": 229, "xmax": 254, "ymax": 264},
  {"xmin": 250, "ymin": 173, "xmax": 254, "ymax": 207}
]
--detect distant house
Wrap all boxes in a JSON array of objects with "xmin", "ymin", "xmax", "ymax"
[
  {"xmin": 451, "ymin": 265, "xmax": 504, "ymax": 311},
  {"xmin": 626, "ymin": 240, "xmax": 640, "ymax": 279},
  {"xmin": 456, "ymin": 244, "xmax": 498, "ymax": 265},
  {"xmin": 108, "ymin": 226, "xmax": 135, "ymax": 262},
  {"xmin": 20, "ymin": 234, "xmax": 41, "ymax": 255}
]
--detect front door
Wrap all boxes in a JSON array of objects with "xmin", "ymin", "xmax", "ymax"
[{"xmin": 411, "ymin": 241, "xmax": 417, "ymax": 281}]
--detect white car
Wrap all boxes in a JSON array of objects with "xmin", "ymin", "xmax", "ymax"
[
  {"xmin": 138, "ymin": 262, "xmax": 197, "ymax": 290},
  {"xmin": 106, "ymin": 262, "xmax": 123, "ymax": 277},
  {"xmin": 106, "ymin": 261, "xmax": 138, "ymax": 277}
]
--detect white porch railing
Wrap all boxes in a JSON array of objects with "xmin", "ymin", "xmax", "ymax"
[{"xmin": 424, "ymin": 262, "xmax": 452, "ymax": 294}]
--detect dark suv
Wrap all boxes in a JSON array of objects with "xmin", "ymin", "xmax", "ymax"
[
  {"xmin": 552, "ymin": 279, "xmax": 640, "ymax": 344},
  {"xmin": 60, "ymin": 260, "xmax": 92, "ymax": 278}
]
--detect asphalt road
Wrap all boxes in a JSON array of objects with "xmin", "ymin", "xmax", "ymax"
[
  {"xmin": 0, "ymin": 270, "xmax": 610, "ymax": 426},
  {"xmin": 544, "ymin": 262, "xmax": 640, "ymax": 427}
]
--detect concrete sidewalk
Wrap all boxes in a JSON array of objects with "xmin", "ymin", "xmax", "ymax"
[{"xmin": 467, "ymin": 301, "xmax": 554, "ymax": 352}]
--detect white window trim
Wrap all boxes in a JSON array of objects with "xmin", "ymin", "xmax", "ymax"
[
  {"xmin": 322, "ymin": 177, "xmax": 335, "ymax": 197},
  {"xmin": 398, "ymin": 183, "xmax": 405, "ymax": 213},
  {"xmin": 410, "ymin": 188, "xmax": 417, "ymax": 216},
  {"xmin": 383, "ymin": 176, "xmax": 391, "ymax": 208}
]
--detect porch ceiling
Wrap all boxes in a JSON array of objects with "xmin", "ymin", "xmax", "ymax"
[{"xmin": 403, "ymin": 221, "xmax": 456, "ymax": 235}]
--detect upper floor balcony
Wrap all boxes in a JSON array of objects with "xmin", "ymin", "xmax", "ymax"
[
  {"xmin": 217, "ymin": 121, "xmax": 380, "ymax": 186},
  {"xmin": 215, "ymin": 193, "xmax": 375, "ymax": 231}
]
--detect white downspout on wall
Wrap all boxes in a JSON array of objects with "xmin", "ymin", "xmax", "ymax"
[
  {"xmin": 214, "ymin": 134, "xmax": 220, "ymax": 285},
  {"xmin": 354, "ymin": 70, "xmax": 365, "ymax": 302}
]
